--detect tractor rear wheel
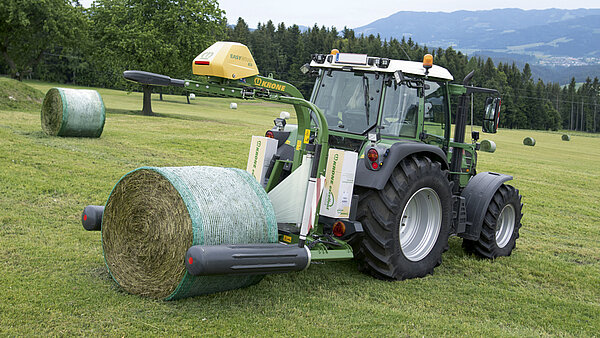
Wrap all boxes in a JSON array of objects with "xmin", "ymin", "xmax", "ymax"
[
  {"xmin": 355, "ymin": 155, "xmax": 452, "ymax": 280},
  {"xmin": 463, "ymin": 184, "xmax": 523, "ymax": 258}
]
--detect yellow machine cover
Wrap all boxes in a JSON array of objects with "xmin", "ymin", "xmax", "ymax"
[{"xmin": 192, "ymin": 42, "xmax": 259, "ymax": 79}]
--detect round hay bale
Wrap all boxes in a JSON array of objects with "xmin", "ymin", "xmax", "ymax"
[
  {"xmin": 41, "ymin": 87, "xmax": 105, "ymax": 137},
  {"xmin": 523, "ymin": 137, "xmax": 536, "ymax": 146},
  {"xmin": 480, "ymin": 139, "xmax": 496, "ymax": 153},
  {"xmin": 101, "ymin": 166, "xmax": 276, "ymax": 300},
  {"xmin": 230, "ymin": 102, "xmax": 238, "ymax": 109},
  {"xmin": 562, "ymin": 134, "xmax": 571, "ymax": 141}
]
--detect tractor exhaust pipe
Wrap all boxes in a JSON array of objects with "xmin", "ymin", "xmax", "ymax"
[
  {"xmin": 186, "ymin": 243, "xmax": 311, "ymax": 276},
  {"xmin": 82, "ymin": 205, "xmax": 104, "ymax": 231}
]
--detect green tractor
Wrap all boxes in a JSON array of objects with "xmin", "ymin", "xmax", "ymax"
[
  {"xmin": 83, "ymin": 42, "xmax": 522, "ymax": 289},
  {"xmin": 259, "ymin": 48, "xmax": 523, "ymax": 279}
]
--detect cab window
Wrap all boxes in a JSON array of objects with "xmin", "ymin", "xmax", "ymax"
[
  {"xmin": 380, "ymin": 81, "xmax": 419, "ymax": 138},
  {"xmin": 423, "ymin": 81, "xmax": 448, "ymax": 138}
]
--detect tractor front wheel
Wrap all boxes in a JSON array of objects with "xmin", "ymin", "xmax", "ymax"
[
  {"xmin": 355, "ymin": 155, "xmax": 452, "ymax": 280},
  {"xmin": 463, "ymin": 184, "xmax": 523, "ymax": 258}
]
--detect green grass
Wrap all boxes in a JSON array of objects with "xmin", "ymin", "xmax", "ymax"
[{"xmin": 1, "ymin": 80, "xmax": 598, "ymax": 336}]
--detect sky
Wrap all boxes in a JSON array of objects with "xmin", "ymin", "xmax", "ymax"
[{"xmin": 79, "ymin": 0, "xmax": 600, "ymax": 30}]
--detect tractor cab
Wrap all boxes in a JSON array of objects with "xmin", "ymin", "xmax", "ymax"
[
  {"xmin": 301, "ymin": 50, "xmax": 455, "ymax": 154},
  {"xmin": 265, "ymin": 50, "xmax": 457, "ymax": 183}
]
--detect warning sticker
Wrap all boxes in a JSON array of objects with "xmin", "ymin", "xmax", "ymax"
[{"xmin": 303, "ymin": 129, "xmax": 310, "ymax": 144}]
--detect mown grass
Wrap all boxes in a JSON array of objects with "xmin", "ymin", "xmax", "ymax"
[{"xmin": 0, "ymin": 80, "xmax": 598, "ymax": 336}]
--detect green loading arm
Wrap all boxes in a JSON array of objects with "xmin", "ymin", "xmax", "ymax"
[{"xmin": 123, "ymin": 70, "xmax": 329, "ymax": 175}]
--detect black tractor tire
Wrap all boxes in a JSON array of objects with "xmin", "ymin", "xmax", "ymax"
[
  {"xmin": 354, "ymin": 155, "xmax": 453, "ymax": 280},
  {"xmin": 462, "ymin": 184, "xmax": 523, "ymax": 259}
]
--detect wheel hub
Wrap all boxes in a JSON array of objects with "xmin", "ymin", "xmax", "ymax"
[
  {"xmin": 496, "ymin": 204, "xmax": 515, "ymax": 248},
  {"xmin": 399, "ymin": 187, "xmax": 442, "ymax": 262}
]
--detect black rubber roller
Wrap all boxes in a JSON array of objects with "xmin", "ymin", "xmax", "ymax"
[
  {"xmin": 186, "ymin": 243, "xmax": 311, "ymax": 276},
  {"xmin": 82, "ymin": 205, "xmax": 104, "ymax": 231}
]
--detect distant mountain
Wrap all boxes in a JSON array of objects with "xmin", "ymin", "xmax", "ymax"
[
  {"xmin": 353, "ymin": 9, "xmax": 600, "ymax": 57},
  {"xmin": 353, "ymin": 8, "xmax": 600, "ymax": 84}
]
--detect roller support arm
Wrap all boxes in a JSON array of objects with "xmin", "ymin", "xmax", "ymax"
[
  {"xmin": 123, "ymin": 70, "xmax": 185, "ymax": 87},
  {"xmin": 125, "ymin": 71, "xmax": 330, "ymax": 175}
]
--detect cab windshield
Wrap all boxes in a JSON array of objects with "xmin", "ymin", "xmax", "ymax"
[{"xmin": 313, "ymin": 70, "xmax": 383, "ymax": 134}]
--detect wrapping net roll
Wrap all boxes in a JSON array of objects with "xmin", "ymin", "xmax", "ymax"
[
  {"xmin": 41, "ymin": 87, "xmax": 105, "ymax": 137},
  {"xmin": 267, "ymin": 156, "xmax": 311, "ymax": 225},
  {"xmin": 101, "ymin": 166, "xmax": 277, "ymax": 300}
]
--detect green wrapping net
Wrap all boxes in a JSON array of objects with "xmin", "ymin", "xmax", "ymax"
[
  {"xmin": 101, "ymin": 166, "xmax": 277, "ymax": 300},
  {"xmin": 41, "ymin": 87, "xmax": 105, "ymax": 137},
  {"xmin": 562, "ymin": 134, "xmax": 571, "ymax": 141}
]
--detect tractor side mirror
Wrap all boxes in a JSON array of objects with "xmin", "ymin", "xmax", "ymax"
[
  {"xmin": 394, "ymin": 70, "xmax": 405, "ymax": 84},
  {"xmin": 300, "ymin": 63, "xmax": 310, "ymax": 74},
  {"xmin": 300, "ymin": 63, "xmax": 319, "ymax": 77},
  {"xmin": 482, "ymin": 97, "xmax": 501, "ymax": 133}
]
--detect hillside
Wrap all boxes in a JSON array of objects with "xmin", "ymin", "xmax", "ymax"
[{"xmin": 0, "ymin": 77, "xmax": 44, "ymax": 112}]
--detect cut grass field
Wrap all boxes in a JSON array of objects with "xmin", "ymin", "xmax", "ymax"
[{"xmin": 1, "ymin": 79, "xmax": 599, "ymax": 335}]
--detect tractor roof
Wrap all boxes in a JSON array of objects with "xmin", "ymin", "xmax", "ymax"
[{"xmin": 309, "ymin": 52, "xmax": 454, "ymax": 81}]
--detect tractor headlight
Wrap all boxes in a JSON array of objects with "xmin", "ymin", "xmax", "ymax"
[
  {"xmin": 311, "ymin": 54, "xmax": 326, "ymax": 64},
  {"xmin": 377, "ymin": 58, "xmax": 390, "ymax": 68}
]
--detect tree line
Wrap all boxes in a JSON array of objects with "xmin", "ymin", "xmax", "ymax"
[{"xmin": 2, "ymin": 0, "xmax": 598, "ymax": 132}]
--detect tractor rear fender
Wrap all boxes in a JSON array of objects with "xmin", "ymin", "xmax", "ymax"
[
  {"xmin": 460, "ymin": 171, "xmax": 513, "ymax": 240},
  {"xmin": 354, "ymin": 142, "xmax": 448, "ymax": 190}
]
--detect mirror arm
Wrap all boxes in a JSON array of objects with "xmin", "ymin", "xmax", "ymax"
[
  {"xmin": 465, "ymin": 85, "xmax": 499, "ymax": 95},
  {"xmin": 463, "ymin": 70, "xmax": 475, "ymax": 85}
]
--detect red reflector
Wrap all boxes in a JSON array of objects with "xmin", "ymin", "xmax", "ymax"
[
  {"xmin": 371, "ymin": 162, "xmax": 379, "ymax": 170},
  {"xmin": 188, "ymin": 257, "xmax": 193, "ymax": 265},
  {"xmin": 333, "ymin": 221, "xmax": 346, "ymax": 237},
  {"xmin": 194, "ymin": 61, "xmax": 210, "ymax": 65},
  {"xmin": 367, "ymin": 148, "xmax": 378, "ymax": 162},
  {"xmin": 265, "ymin": 130, "xmax": 275, "ymax": 138},
  {"xmin": 83, "ymin": 214, "xmax": 87, "ymax": 221}
]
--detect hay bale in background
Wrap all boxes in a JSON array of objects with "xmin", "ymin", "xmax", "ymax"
[
  {"xmin": 523, "ymin": 137, "xmax": 536, "ymax": 146},
  {"xmin": 480, "ymin": 139, "xmax": 496, "ymax": 153},
  {"xmin": 101, "ymin": 166, "xmax": 277, "ymax": 300},
  {"xmin": 230, "ymin": 102, "xmax": 238, "ymax": 109},
  {"xmin": 562, "ymin": 134, "xmax": 571, "ymax": 141},
  {"xmin": 41, "ymin": 88, "xmax": 105, "ymax": 137}
]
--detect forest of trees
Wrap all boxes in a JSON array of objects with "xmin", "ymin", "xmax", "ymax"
[{"xmin": 1, "ymin": 0, "xmax": 599, "ymax": 132}]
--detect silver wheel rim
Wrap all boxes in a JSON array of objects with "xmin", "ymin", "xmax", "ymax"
[
  {"xmin": 399, "ymin": 187, "xmax": 442, "ymax": 262},
  {"xmin": 496, "ymin": 204, "xmax": 515, "ymax": 248}
]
